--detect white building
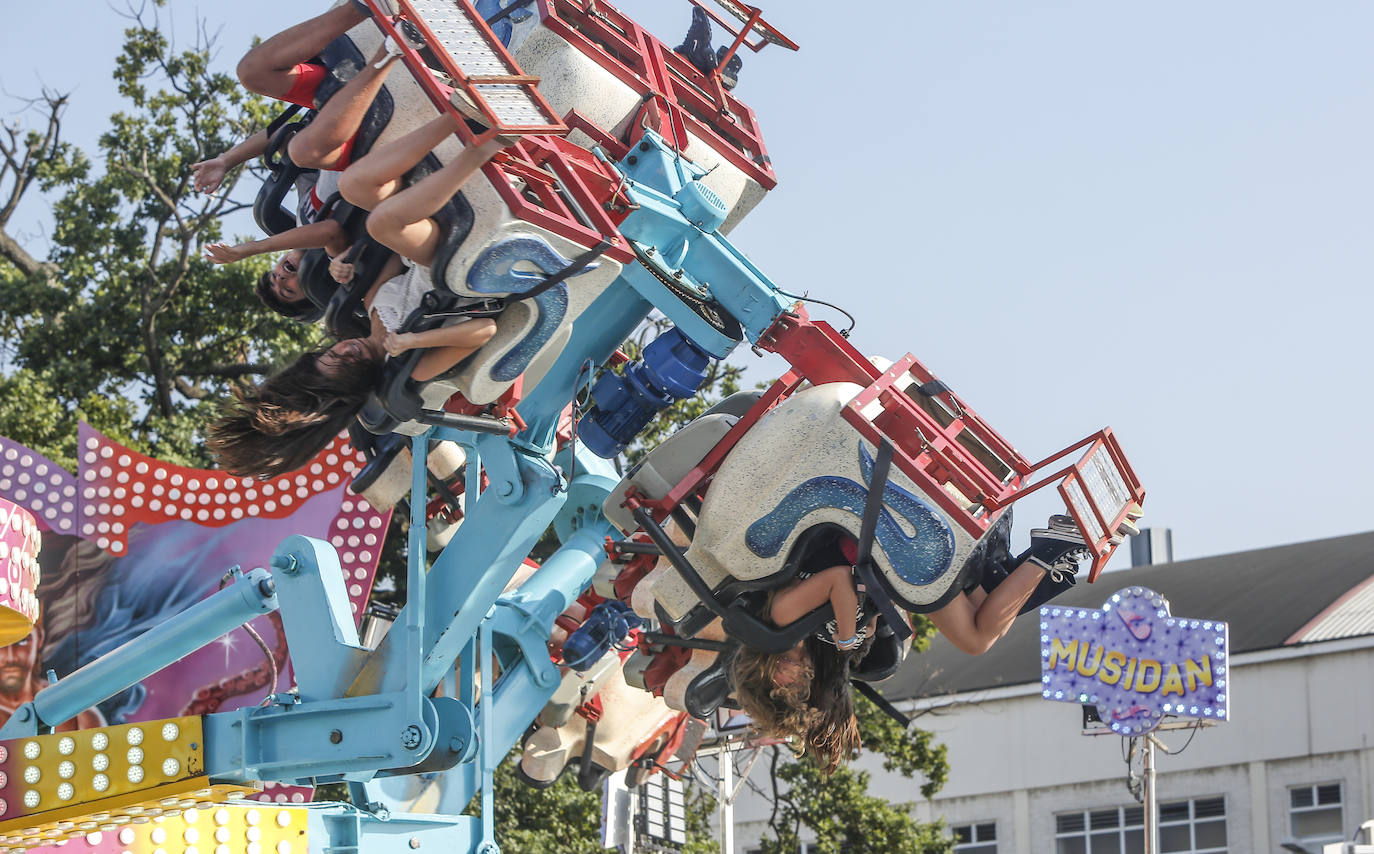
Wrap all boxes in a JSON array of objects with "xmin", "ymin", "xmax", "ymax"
[{"xmin": 732, "ymin": 531, "xmax": 1374, "ymax": 853}]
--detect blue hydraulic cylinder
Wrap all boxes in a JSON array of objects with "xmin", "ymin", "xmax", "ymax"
[
  {"xmin": 579, "ymin": 326, "xmax": 713, "ymax": 458},
  {"xmin": 0, "ymin": 567, "xmax": 278, "ymax": 737}
]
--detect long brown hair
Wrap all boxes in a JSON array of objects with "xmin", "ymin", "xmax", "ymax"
[
  {"xmin": 730, "ymin": 635, "xmax": 870, "ymax": 774},
  {"xmin": 209, "ymin": 346, "xmax": 380, "ymax": 478}
]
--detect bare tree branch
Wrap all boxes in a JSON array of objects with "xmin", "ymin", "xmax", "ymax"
[{"xmin": 0, "ymin": 89, "xmax": 67, "ymax": 278}]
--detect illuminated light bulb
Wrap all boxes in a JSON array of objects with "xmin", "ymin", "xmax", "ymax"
[
  {"xmin": 127, "ymin": 748, "xmax": 144, "ymax": 765},
  {"xmin": 247, "ymin": 827, "xmax": 262, "ymax": 843},
  {"xmin": 247, "ymin": 843, "xmax": 262, "ymax": 854},
  {"xmin": 56, "ymin": 784, "xmax": 73, "ymax": 801},
  {"xmin": 184, "ymin": 809, "xmax": 200, "ymax": 824},
  {"xmin": 91, "ymin": 734, "xmax": 108, "ymax": 751},
  {"xmin": 57, "ymin": 762, "xmax": 74, "ymax": 780},
  {"xmin": 151, "ymin": 828, "xmax": 166, "ymax": 844},
  {"xmin": 277, "ymin": 843, "xmax": 291, "ymax": 854},
  {"xmin": 126, "ymin": 727, "xmax": 144, "ymax": 746},
  {"xmin": 214, "ymin": 829, "xmax": 230, "ymax": 844},
  {"xmin": 184, "ymin": 828, "xmax": 199, "ymax": 844},
  {"xmin": 22, "ymin": 791, "xmax": 39, "ymax": 809},
  {"xmin": 22, "ymin": 743, "xmax": 39, "ymax": 760},
  {"xmin": 92, "ymin": 754, "xmax": 109, "ymax": 772},
  {"xmin": 213, "ymin": 810, "xmax": 229, "ymax": 827},
  {"xmin": 127, "ymin": 766, "xmax": 144, "ymax": 784},
  {"xmin": 161, "ymin": 723, "xmax": 179, "ymax": 742},
  {"xmin": 216, "ymin": 845, "xmax": 230, "ymax": 854},
  {"xmin": 275, "ymin": 813, "xmax": 291, "ymax": 829},
  {"xmin": 245, "ymin": 810, "xmax": 260, "ymax": 826},
  {"xmin": 162, "ymin": 759, "xmax": 180, "ymax": 777},
  {"xmin": 21, "ymin": 768, "xmax": 37, "ymax": 786},
  {"xmin": 57, "ymin": 738, "xmax": 74, "ymax": 756}
]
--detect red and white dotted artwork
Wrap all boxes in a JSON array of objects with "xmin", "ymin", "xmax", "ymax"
[
  {"xmin": 71, "ymin": 423, "xmax": 388, "ymax": 622},
  {"xmin": 0, "ymin": 423, "xmax": 391, "ymax": 627}
]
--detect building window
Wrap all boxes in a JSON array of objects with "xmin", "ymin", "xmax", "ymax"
[
  {"xmin": 1055, "ymin": 806, "xmax": 1144, "ymax": 853},
  {"xmin": 953, "ymin": 821, "xmax": 997, "ymax": 852},
  {"xmin": 1289, "ymin": 782, "xmax": 1344, "ymax": 847},
  {"xmin": 1158, "ymin": 796, "xmax": 1227, "ymax": 852}
]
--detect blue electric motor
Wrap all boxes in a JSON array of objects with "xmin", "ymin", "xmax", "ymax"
[
  {"xmin": 579, "ymin": 327, "xmax": 713, "ymax": 459},
  {"xmin": 561, "ymin": 600, "xmax": 644, "ymax": 671}
]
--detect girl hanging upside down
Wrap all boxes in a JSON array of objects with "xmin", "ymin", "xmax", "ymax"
[
  {"xmin": 730, "ymin": 515, "xmax": 1088, "ymax": 772},
  {"xmin": 210, "ymin": 114, "xmax": 514, "ymax": 479}
]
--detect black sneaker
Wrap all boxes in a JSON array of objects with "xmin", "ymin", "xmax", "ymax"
[
  {"xmin": 1024, "ymin": 520, "xmax": 1088, "ymax": 580},
  {"xmin": 715, "ymin": 45, "xmax": 743, "ymax": 90},
  {"xmin": 674, "ymin": 7, "xmax": 717, "ymax": 76}
]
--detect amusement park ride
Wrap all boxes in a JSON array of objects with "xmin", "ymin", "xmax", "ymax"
[{"xmin": 0, "ymin": 1, "xmax": 1146, "ymax": 852}]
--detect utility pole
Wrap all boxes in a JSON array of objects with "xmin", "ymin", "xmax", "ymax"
[
  {"xmin": 1143, "ymin": 735, "xmax": 1158, "ymax": 854},
  {"xmin": 719, "ymin": 745, "xmax": 734, "ymax": 854}
]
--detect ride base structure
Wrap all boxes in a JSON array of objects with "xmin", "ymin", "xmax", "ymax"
[{"xmin": 0, "ymin": 2, "xmax": 1145, "ymax": 852}]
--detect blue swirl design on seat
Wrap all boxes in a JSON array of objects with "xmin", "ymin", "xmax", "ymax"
[
  {"xmin": 491, "ymin": 286, "xmax": 568, "ymax": 382},
  {"xmin": 466, "ymin": 235, "xmax": 599, "ymax": 296},
  {"xmin": 467, "ymin": 236, "xmax": 598, "ymax": 382},
  {"xmin": 744, "ymin": 442, "xmax": 955, "ymax": 587}
]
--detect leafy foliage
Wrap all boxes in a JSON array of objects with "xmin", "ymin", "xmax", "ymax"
[
  {"xmin": 0, "ymin": 8, "xmax": 321, "ymax": 467},
  {"xmin": 752, "ymin": 691, "xmax": 952, "ymax": 854}
]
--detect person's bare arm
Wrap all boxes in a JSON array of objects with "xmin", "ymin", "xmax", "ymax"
[
  {"xmin": 383, "ymin": 317, "xmax": 498, "ymax": 382},
  {"xmin": 191, "ymin": 129, "xmax": 271, "ymax": 194},
  {"xmin": 205, "ymin": 219, "xmax": 346, "ymax": 264},
  {"xmin": 768, "ymin": 565, "xmax": 860, "ymax": 646}
]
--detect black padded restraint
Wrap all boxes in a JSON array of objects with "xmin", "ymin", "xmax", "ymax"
[
  {"xmin": 506, "ymin": 238, "xmax": 613, "ymax": 304},
  {"xmin": 852, "ymin": 440, "xmax": 914, "ymax": 643}
]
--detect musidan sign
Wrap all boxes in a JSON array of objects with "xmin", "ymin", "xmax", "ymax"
[{"xmin": 1038, "ymin": 586, "xmax": 1229, "ymax": 735}]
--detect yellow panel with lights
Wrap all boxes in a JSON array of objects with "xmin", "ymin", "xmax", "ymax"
[
  {"xmin": 0, "ymin": 718, "xmax": 259, "ymax": 848},
  {"xmin": 19, "ymin": 802, "xmax": 309, "ymax": 854}
]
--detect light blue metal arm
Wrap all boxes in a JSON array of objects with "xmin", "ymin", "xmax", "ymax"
[{"xmin": 0, "ymin": 566, "xmax": 278, "ymax": 738}]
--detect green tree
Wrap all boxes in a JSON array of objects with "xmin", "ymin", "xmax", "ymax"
[
  {"xmin": 0, "ymin": 7, "xmax": 320, "ymax": 468},
  {"xmin": 746, "ymin": 616, "xmax": 952, "ymax": 854}
]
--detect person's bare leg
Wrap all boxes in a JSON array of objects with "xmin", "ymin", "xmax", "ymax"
[
  {"xmin": 929, "ymin": 560, "xmax": 1047, "ymax": 656},
  {"xmin": 338, "ymin": 113, "xmax": 460, "ymax": 212},
  {"xmin": 289, "ymin": 43, "xmax": 401, "ymax": 169},
  {"xmin": 365, "ymin": 136, "xmax": 505, "ymax": 265},
  {"xmin": 237, "ymin": 5, "xmax": 368, "ymax": 99}
]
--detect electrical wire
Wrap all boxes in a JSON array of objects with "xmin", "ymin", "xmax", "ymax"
[
  {"xmin": 217, "ymin": 569, "xmax": 278, "ymax": 705},
  {"xmin": 558, "ymin": 358, "xmax": 597, "ymax": 494},
  {"xmin": 1155, "ymin": 721, "xmax": 1203, "ymax": 755},
  {"xmin": 775, "ymin": 288, "xmax": 857, "ymax": 337}
]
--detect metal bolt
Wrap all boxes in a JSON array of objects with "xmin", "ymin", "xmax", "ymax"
[
  {"xmin": 645, "ymin": 246, "xmax": 656, "ymax": 255},
  {"xmin": 401, "ymin": 725, "xmax": 423, "ymax": 750},
  {"xmin": 448, "ymin": 736, "xmax": 466, "ymax": 753},
  {"xmin": 639, "ymin": 141, "xmax": 651, "ymax": 152},
  {"xmin": 673, "ymin": 269, "xmax": 684, "ymax": 279},
  {"xmin": 258, "ymin": 578, "xmax": 276, "ymax": 598},
  {"xmin": 627, "ymin": 155, "xmax": 638, "ymax": 166},
  {"xmin": 329, "ymin": 730, "xmax": 343, "ymax": 744},
  {"xmin": 408, "ymin": 838, "xmax": 421, "ymax": 849},
  {"xmin": 270, "ymin": 554, "xmax": 298, "ymax": 573}
]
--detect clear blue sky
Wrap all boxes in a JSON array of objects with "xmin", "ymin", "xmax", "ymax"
[{"xmin": 3, "ymin": 2, "xmax": 1372, "ymax": 569}]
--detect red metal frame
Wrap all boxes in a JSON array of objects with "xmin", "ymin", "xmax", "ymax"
[
  {"xmin": 363, "ymin": 4, "xmax": 633, "ymax": 260},
  {"xmin": 538, "ymin": 0, "xmax": 784, "ymax": 189},
  {"xmin": 623, "ymin": 306, "xmax": 1144, "ymax": 580},
  {"xmin": 485, "ymin": 135, "xmax": 636, "ymax": 260},
  {"xmin": 386, "ymin": 0, "xmax": 567, "ymax": 136}
]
